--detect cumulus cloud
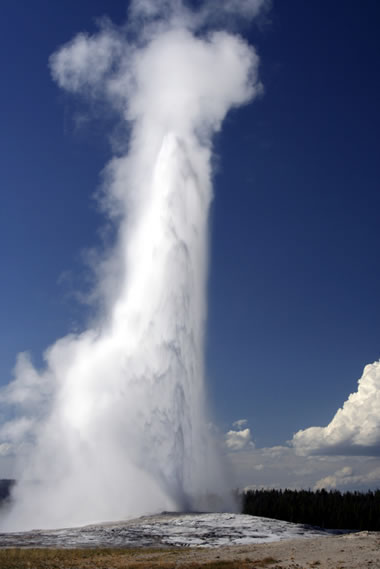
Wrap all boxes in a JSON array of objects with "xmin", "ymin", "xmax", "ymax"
[
  {"xmin": 225, "ymin": 427, "xmax": 254, "ymax": 451},
  {"xmin": 292, "ymin": 361, "xmax": 380, "ymax": 456},
  {"xmin": 314, "ymin": 465, "xmax": 380, "ymax": 491},
  {"xmin": 314, "ymin": 466, "xmax": 353, "ymax": 490},
  {"xmin": 233, "ymin": 418, "xmax": 248, "ymax": 429},
  {"xmin": 222, "ymin": 403, "xmax": 380, "ymax": 492},
  {"xmin": 227, "ymin": 443, "xmax": 380, "ymax": 492}
]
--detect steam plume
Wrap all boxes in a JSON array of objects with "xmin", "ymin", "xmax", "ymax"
[{"xmin": 0, "ymin": 0, "xmax": 264, "ymax": 530}]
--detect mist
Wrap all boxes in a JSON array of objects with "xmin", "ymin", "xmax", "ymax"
[{"xmin": 0, "ymin": 0, "xmax": 264, "ymax": 531}]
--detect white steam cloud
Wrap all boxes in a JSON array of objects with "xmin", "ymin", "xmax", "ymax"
[
  {"xmin": 0, "ymin": 0, "xmax": 264, "ymax": 530},
  {"xmin": 292, "ymin": 361, "xmax": 380, "ymax": 456}
]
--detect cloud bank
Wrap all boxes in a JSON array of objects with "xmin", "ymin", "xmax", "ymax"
[{"xmin": 222, "ymin": 361, "xmax": 380, "ymax": 493}]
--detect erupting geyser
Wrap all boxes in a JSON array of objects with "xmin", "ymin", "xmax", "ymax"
[{"xmin": 0, "ymin": 0, "xmax": 264, "ymax": 531}]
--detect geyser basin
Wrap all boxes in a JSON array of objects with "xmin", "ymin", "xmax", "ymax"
[{"xmin": 0, "ymin": 513, "xmax": 340, "ymax": 549}]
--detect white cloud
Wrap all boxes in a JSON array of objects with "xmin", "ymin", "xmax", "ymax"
[
  {"xmin": 221, "ymin": 359, "xmax": 380, "ymax": 491},
  {"xmin": 233, "ymin": 418, "xmax": 248, "ymax": 429},
  {"xmin": 225, "ymin": 427, "xmax": 254, "ymax": 451},
  {"xmin": 227, "ymin": 444, "xmax": 380, "ymax": 492},
  {"xmin": 292, "ymin": 361, "xmax": 380, "ymax": 456},
  {"xmin": 314, "ymin": 466, "xmax": 353, "ymax": 490},
  {"xmin": 223, "ymin": 375, "xmax": 380, "ymax": 490},
  {"xmin": 314, "ymin": 465, "xmax": 380, "ymax": 491}
]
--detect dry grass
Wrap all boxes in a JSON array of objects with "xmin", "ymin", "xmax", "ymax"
[{"xmin": 0, "ymin": 548, "xmax": 280, "ymax": 569}]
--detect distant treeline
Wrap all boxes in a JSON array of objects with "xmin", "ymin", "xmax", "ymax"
[{"xmin": 242, "ymin": 488, "xmax": 380, "ymax": 531}]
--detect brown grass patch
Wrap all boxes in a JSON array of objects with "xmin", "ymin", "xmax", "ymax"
[{"xmin": 0, "ymin": 548, "xmax": 281, "ymax": 569}]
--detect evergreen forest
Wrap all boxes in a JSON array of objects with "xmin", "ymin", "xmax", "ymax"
[{"xmin": 242, "ymin": 488, "xmax": 380, "ymax": 531}]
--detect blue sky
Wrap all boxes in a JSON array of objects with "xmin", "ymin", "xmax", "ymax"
[
  {"xmin": 1, "ymin": 0, "xmax": 380, "ymax": 491},
  {"xmin": 208, "ymin": 0, "xmax": 380, "ymax": 441}
]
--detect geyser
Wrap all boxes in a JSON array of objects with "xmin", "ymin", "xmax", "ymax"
[{"xmin": 0, "ymin": 0, "xmax": 264, "ymax": 531}]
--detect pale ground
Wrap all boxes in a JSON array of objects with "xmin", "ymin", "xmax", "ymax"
[{"xmin": 154, "ymin": 531, "xmax": 380, "ymax": 568}]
